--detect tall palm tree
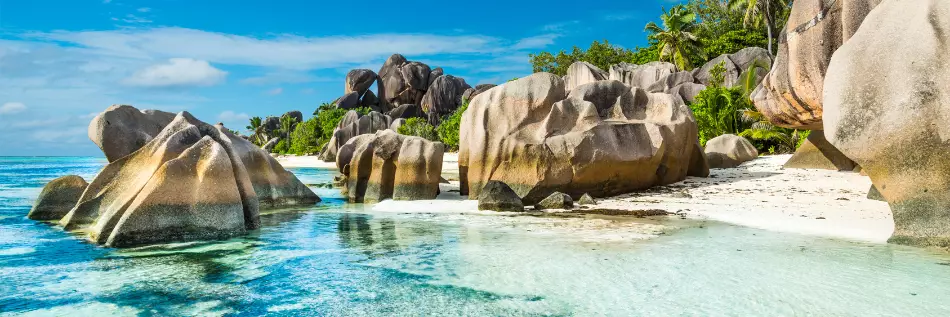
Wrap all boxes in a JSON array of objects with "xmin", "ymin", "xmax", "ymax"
[
  {"xmin": 279, "ymin": 114, "xmax": 299, "ymax": 144},
  {"xmin": 246, "ymin": 116, "xmax": 266, "ymax": 146},
  {"xmin": 728, "ymin": 0, "xmax": 790, "ymax": 56},
  {"xmin": 644, "ymin": 5, "xmax": 705, "ymax": 71}
]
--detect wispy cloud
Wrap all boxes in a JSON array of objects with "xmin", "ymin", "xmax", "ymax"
[
  {"xmin": 266, "ymin": 87, "xmax": 283, "ymax": 95},
  {"xmin": 512, "ymin": 34, "xmax": 560, "ymax": 50},
  {"xmin": 137, "ymin": 7, "xmax": 151, "ymax": 13},
  {"xmin": 241, "ymin": 70, "xmax": 328, "ymax": 85},
  {"xmin": 0, "ymin": 102, "xmax": 26, "ymax": 114},
  {"xmin": 122, "ymin": 58, "xmax": 228, "ymax": 88}
]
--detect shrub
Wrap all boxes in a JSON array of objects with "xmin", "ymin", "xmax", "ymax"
[
  {"xmin": 290, "ymin": 117, "xmax": 320, "ymax": 155},
  {"xmin": 436, "ymin": 100, "xmax": 468, "ymax": 151},
  {"xmin": 398, "ymin": 118, "xmax": 439, "ymax": 142},
  {"xmin": 690, "ymin": 85, "xmax": 749, "ymax": 146},
  {"xmin": 313, "ymin": 103, "xmax": 372, "ymax": 146},
  {"xmin": 273, "ymin": 139, "xmax": 290, "ymax": 155}
]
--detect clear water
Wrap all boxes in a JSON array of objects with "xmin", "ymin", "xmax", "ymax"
[{"xmin": 2, "ymin": 157, "xmax": 950, "ymax": 316}]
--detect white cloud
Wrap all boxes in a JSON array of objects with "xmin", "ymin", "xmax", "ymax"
[
  {"xmin": 266, "ymin": 87, "xmax": 283, "ymax": 95},
  {"xmin": 241, "ymin": 71, "xmax": 326, "ymax": 85},
  {"xmin": 0, "ymin": 102, "xmax": 26, "ymax": 114},
  {"xmin": 137, "ymin": 7, "xmax": 151, "ymax": 12},
  {"xmin": 512, "ymin": 34, "xmax": 560, "ymax": 50},
  {"xmin": 121, "ymin": 14, "xmax": 153, "ymax": 24},
  {"xmin": 122, "ymin": 58, "xmax": 228, "ymax": 88},
  {"xmin": 218, "ymin": 110, "xmax": 249, "ymax": 122}
]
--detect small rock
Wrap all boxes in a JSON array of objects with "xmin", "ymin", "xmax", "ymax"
[
  {"xmin": 535, "ymin": 192, "xmax": 573, "ymax": 210},
  {"xmin": 477, "ymin": 181, "xmax": 524, "ymax": 212},
  {"xmin": 578, "ymin": 193, "xmax": 597, "ymax": 205}
]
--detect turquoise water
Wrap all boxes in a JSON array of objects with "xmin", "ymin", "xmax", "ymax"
[{"xmin": 2, "ymin": 157, "xmax": 950, "ymax": 316}]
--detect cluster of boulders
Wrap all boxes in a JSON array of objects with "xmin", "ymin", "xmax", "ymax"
[
  {"xmin": 259, "ymin": 110, "xmax": 303, "ymax": 152},
  {"xmin": 329, "ymin": 54, "xmax": 493, "ymax": 126},
  {"xmin": 335, "ymin": 129, "xmax": 445, "ymax": 203},
  {"xmin": 30, "ymin": 105, "xmax": 320, "ymax": 247},
  {"xmin": 564, "ymin": 47, "xmax": 771, "ymax": 104},
  {"xmin": 459, "ymin": 72, "xmax": 710, "ymax": 205},
  {"xmin": 475, "ymin": 181, "xmax": 596, "ymax": 212}
]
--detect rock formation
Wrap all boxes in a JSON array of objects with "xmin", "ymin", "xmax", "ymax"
[
  {"xmin": 477, "ymin": 181, "xmax": 524, "ymax": 212},
  {"xmin": 57, "ymin": 107, "xmax": 319, "ymax": 247},
  {"xmin": 345, "ymin": 69, "xmax": 378, "ymax": 97},
  {"xmin": 421, "ymin": 75, "xmax": 471, "ymax": 124},
  {"xmin": 377, "ymin": 55, "xmax": 431, "ymax": 109},
  {"xmin": 387, "ymin": 104, "xmax": 424, "ymax": 120},
  {"xmin": 88, "ymin": 105, "xmax": 175, "ymax": 162},
  {"xmin": 320, "ymin": 111, "xmax": 394, "ymax": 162},
  {"xmin": 563, "ymin": 61, "xmax": 608, "ymax": 92},
  {"xmin": 783, "ymin": 130, "xmax": 856, "ymax": 171},
  {"xmin": 336, "ymin": 130, "xmax": 444, "ymax": 203},
  {"xmin": 704, "ymin": 134, "xmax": 758, "ymax": 169},
  {"xmin": 535, "ymin": 192, "xmax": 573, "ymax": 210},
  {"xmin": 459, "ymin": 73, "xmax": 708, "ymax": 204},
  {"xmin": 335, "ymin": 92, "xmax": 361, "ymax": 110},
  {"xmin": 752, "ymin": 0, "xmax": 882, "ymax": 129},
  {"xmin": 609, "ymin": 62, "xmax": 677, "ymax": 89},
  {"xmin": 28, "ymin": 175, "xmax": 88, "ymax": 221},
  {"xmin": 693, "ymin": 54, "xmax": 741, "ymax": 88},
  {"xmin": 823, "ymin": 0, "xmax": 950, "ymax": 247}
]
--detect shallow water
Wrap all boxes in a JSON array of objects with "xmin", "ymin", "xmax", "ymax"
[{"xmin": 2, "ymin": 157, "xmax": 950, "ymax": 316}]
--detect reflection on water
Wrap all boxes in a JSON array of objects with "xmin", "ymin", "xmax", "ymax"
[{"xmin": 2, "ymin": 157, "xmax": 950, "ymax": 316}]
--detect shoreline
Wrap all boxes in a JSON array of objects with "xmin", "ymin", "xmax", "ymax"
[{"xmin": 280, "ymin": 153, "xmax": 893, "ymax": 244}]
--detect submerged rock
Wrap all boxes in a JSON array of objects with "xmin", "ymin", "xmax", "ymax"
[
  {"xmin": 336, "ymin": 130, "xmax": 444, "ymax": 203},
  {"xmin": 28, "ymin": 175, "xmax": 88, "ymax": 221},
  {"xmin": 704, "ymin": 134, "xmax": 758, "ymax": 169},
  {"xmin": 58, "ymin": 108, "xmax": 319, "ymax": 247},
  {"xmin": 477, "ymin": 181, "xmax": 524, "ymax": 212},
  {"xmin": 823, "ymin": 0, "xmax": 950, "ymax": 248},
  {"xmin": 459, "ymin": 73, "xmax": 707, "ymax": 204},
  {"xmin": 535, "ymin": 192, "xmax": 573, "ymax": 210}
]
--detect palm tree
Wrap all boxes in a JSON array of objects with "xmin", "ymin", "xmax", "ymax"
[
  {"xmin": 279, "ymin": 114, "xmax": 299, "ymax": 144},
  {"xmin": 246, "ymin": 116, "xmax": 267, "ymax": 146},
  {"xmin": 728, "ymin": 0, "xmax": 790, "ymax": 56},
  {"xmin": 644, "ymin": 5, "xmax": 706, "ymax": 71}
]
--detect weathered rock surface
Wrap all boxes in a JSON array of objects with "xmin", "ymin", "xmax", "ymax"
[
  {"xmin": 321, "ymin": 111, "xmax": 393, "ymax": 162},
  {"xmin": 262, "ymin": 137, "xmax": 279, "ymax": 152},
  {"xmin": 421, "ymin": 75, "xmax": 471, "ymax": 123},
  {"xmin": 477, "ymin": 181, "xmax": 524, "ymax": 212},
  {"xmin": 609, "ymin": 61, "xmax": 677, "ymax": 89},
  {"xmin": 647, "ymin": 71, "xmax": 697, "ymax": 93},
  {"xmin": 428, "ymin": 67, "xmax": 443, "ymax": 87},
  {"xmin": 823, "ymin": 0, "xmax": 950, "ymax": 248},
  {"xmin": 752, "ymin": 0, "xmax": 882, "ymax": 129},
  {"xmin": 378, "ymin": 56, "xmax": 432, "ymax": 108},
  {"xmin": 59, "ymin": 108, "xmax": 319, "ymax": 247},
  {"xmin": 671, "ymin": 83, "xmax": 706, "ymax": 104},
  {"xmin": 783, "ymin": 130, "xmax": 856, "ymax": 171},
  {"xmin": 459, "ymin": 73, "xmax": 707, "ymax": 204},
  {"xmin": 335, "ymin": 92, "xmax": 361, "ymax": 110},
  {"xmin": 28, "ymin": 175, "xmax": 88, "ymax": 221},
  {"xmin": 88, "ymin": 105, "xmax": 175, "ymax": 162},
  {"xmin": 390, "ymin": 118, "xmax": 406, "ymax": 132},
  {"xmin": 535, "ymin": 192, "xmax": 573, "ymax": 210},
  {"xmin": 704, "ymin": 134, "xmax": 758, "ymax": 169},
  {"xmin": 563, "ymin": 62, "xmax": 608, "ymax": 92},
  {"xmin": 360, "ymin": 90, "xmax": 380, "ymax": 111},
  {"xmin": 345, "ymin": 69, "xmax": 378, "ymax": 97},
  {"xmin": 693, "ymin": 54, "xmax": 740, "ymax": 88},
  {"xmin": 387, "ymin": 104, "xmax": 424, "ymax": 120},
  {"xmin": 336, "ymin": 130, "xmax": 444, "ymax": 203},
  {"xmin": 578, "ymin": 193, "xmax": 597, "ymax": 206}
]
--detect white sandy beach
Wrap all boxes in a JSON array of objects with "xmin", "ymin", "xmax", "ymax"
[{"xmin": 279, "ymin": 153, "xmax": 893, "ymax": 244}]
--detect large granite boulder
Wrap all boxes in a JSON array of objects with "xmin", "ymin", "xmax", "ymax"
[
  {"xmin": 420, "ymin": 75, "xmax": 471, "ymax": 123},
  {"xmin": 321, "ymin": 111, "xmax": 394, "ymax": 162},
  {"xmin": 387, "ymin": 104, "xmax": 424, "ymax": 120},
  {"xmin": 474, "ymin": 84, "xmax": 497, "ymax": 95},
  {"xmin": 335, "ymin": 92, "xmax": 361, "ymax": 110},
  {"xmin": 360, "ymin": 90, "xmax": 380, "ymax": 112},
  {"xmin": 753, "ymin": 0, "xmax": 882, "ymax": 129},
  {"xmin": 88, "ymin": 105, "xmax": 175, "ymax": 162},
  {"xmin": 609, "ymin": 61, "xmax": 677, "ymax": 89},
  {"xmin": 345, "ymin": 69, "xmax": 378, "ymax": 97},
  {"xmin": 428, "ymin": 67, "xmax": 443, "ymax": 87},
  {"xmin": 263, "ymin": 116, "xmax": 280, "ymax": 133},
  {"xmin": 671, "ymin": 83, "xmax": 706, "ymax": 104},
  {"xmin": 823, "ymin": 0, "xmax": 950, "ymax": 247},
  {"xmin": 783, "ymin": 130, "xmax": 856, "ymax": 171},
  {"xmin": 477, "ymin": 181, "xmax": 524, "ymax": 212},
  {"xmin": 28, "ymin": 175, "xmax": 88, "ymax": 221},
  {"xmin": 377, "ymin": 54, "xmax": 432, "ymax": 109},
  {"xmin": 693, "ymin": 54, "xmax": 741, "ymax": 88},
  {"xmin": 336, "ymin": 130, "xmax": 444, "ymax": 202},
  {"xmin": 563, "ymin": 62, "xmax": 608, "ymax": 92},
  {"xmin": 282, "ymin": 110, "xmax": 303, "ymax": 125},
  {"xmin": 58, "ymin": 108, "xmax": 319, "ymax": 247},
  {"xmin": 704, "ymin": 134, "xmax": 758, "ymax": 169},
  {"xmin": 459, "ymin": 73, "xmax": 707, "ymax": 204},
  {"xmin": 647, "ymin": 71, "xmax": 697, "ymax": 93}
]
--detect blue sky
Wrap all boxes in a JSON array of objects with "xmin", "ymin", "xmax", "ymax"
[{"xmin": 0, "ymin": 0, "xmax": 683, "ymax": 156}]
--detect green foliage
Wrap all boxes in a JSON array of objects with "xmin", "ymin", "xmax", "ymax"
[
  {"xmin": 709, "ymin": 61, "xmax": 727, "ymax": 87},
  {"xmin": 246, "ymin": 116, "xmax": 267, "ymax": 146},
  {"xmin": 273, "ymin": 139, "xmax": 290, "ymax": 154},
  {"xmin": 529, "ymin": 40, "xmax": 639, "ymax": 76},
  {"xmin": 436, "ymin": 100, "xmax": 468, "ymax": 151},
  {"xmin": 697, "ymin": 29, "xmax": 767, "ymax": 66},
  {"xmin": 644, "ymin": 5, "xmax": 706, "ymax": 70},
  {"xmin": 397, "ymin": 118, "xmax": 439, "ymax": 142},
  {"xmin": 690, "ymin": 85, "xmax": 750, "ymax": 146},
  {"xmin": 738, "ymin": 108, "xmax": 803, "ymax": 154},
  {"xmin": 289, "ymin": 117, "xmax": 320, "ymax": 155},
  {"xmin": 312, "ymin": 102, "xmax": 373, "ymax": 146},
  {"xmin": 797, "ymin": 130, "xmax": 811, "ymax": 149}
]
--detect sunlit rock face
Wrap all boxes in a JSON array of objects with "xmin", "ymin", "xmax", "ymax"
[
  {"xmin": 459, "ymin": 73, "xmax": 707, "ymax": 204},
  {"xmin": 823, "ymin": 0, "xmax": 950, "ymax": 248},
  {"xmin": 88, "ymin": 105, "xmax": 176, "ymax": 162},
  {"xmin": 783, "ymin": 130, "xmax": 856, "ymax": 171},
  {"xmin": 336, "ymin": 130, "xmax": 444, "ymax": 203},
  {"xmin": 704, "ymin": 134, "xmax": 758, "ymax": 169},
  {"xmin": 752, "ymin": 0, "xmax": 882, "ymax": 130},
  {"xmin": 55, "ymin": 107, "xmax": 319, "ymax": 247}
]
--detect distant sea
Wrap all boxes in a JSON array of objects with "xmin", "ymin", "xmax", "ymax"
[{"xmin": 2, "ymin": 157, "xmax": 950, "ymax": 316}]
